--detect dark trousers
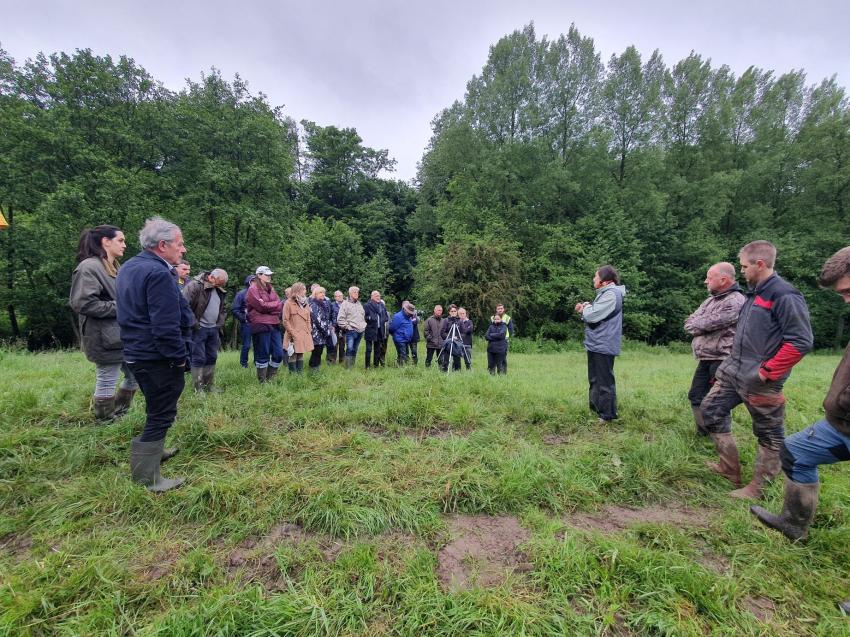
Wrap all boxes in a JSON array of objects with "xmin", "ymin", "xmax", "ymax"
[
  {"xmin": 439, "ymin": 345, "xmax": 463, "ymax": 372},
  {"xmin": 191, "ymin": 326, "xmax": 221, "ymax": 368},
  {"xmin": 587, "ymin": 351, "xmax": 617, "ymax": 420},
  {"xmin": 394, "ymin": 340, "xmax": 410, "ymax": 365},
  {"xmin": 688, "ymin": 359, "xmax": 722, "ymax": 407},
  {"xmin": 309, "ymin": 344, "xmax": 325, "ymax": 369},
  {"xmin": 239, "ymin": 321, "xmax": 252, "ymax": 367},
  {"xmin": 700, "ymin": 372, "xmax": 787, "ymax": 451},
  {"xmin": 365, "ymin": 339, "xmax": 384, "ymax": 368},
  {"xmin": 425, "ymin": 347, "xmax": 439, "ymax": 367},
  {"xmin": 128, "ymin": 360, "xmax": 185, "ymax": 442},
  {"xmin": 488, "ymin": 351, "xmax": 507, "ymax": 374},
  {"xmin": 410, "ymin": 342, "xmax": 418, "ymax": 364}
]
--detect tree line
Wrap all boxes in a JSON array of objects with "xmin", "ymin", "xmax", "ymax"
[{"xmin": 1, "ymin": 22, "xmax": 849, "ymax": 349}]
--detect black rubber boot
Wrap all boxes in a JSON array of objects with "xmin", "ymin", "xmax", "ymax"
[
  {"xmin": 257, "ymin": 366, "xmax": 268, "ymax": 383},
  {"xmin": 706, "ymin": 432, "xmax": 742, "ymax": 487},
  {"xmin": 750, "ymin": 478, "xmax": 819, "ymax": 541},
  {"xmin": 130, "ymin": 437, "xmax": 185, "ymax": 492},
  {"xmin": 288, "ymin": 362, "xmax": 296, "ymax": 374},
  {"xmin": 295, "ymin": 359, "xmax": 304, "ymax": 374},
  {"xmin": 267, "ymin": 365, "xmax": 279, "ymax": 381},
  {"xmin": 204, "ymin": 365, "xmax": 223, "ymax": 393},
  {"xmin": 112, "ymin": 388, "xmax": 136, "ymax": 418},
  {"xmin": 93, "ymin": 396, "xmax": 116, "ymax": 422},
  {"xmin": 692, "ymin": 405, "xmax": 708, "ymax": 437},
  {"xmin": 191, "ymin": 367, "xmax": 205, "ymax": 393}
]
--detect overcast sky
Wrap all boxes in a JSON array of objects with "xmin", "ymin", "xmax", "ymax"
[{"xmin": 3, "ymin": 0, "xmax": 848, "ymax": 181}]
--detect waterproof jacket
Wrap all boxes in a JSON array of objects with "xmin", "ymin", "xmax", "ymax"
[
  {"xmin": 69, "ymin": 257, "xmax": 124, "ymax": 365},
  {"xmin": 389, "ymin": 309, "xmax": 415, "ymax": 344},
  {"xmin": 364, "ymin": 300, "xmax": 389, "ymax": 341},
  {"xmin": 458, "ymin": 319, "xmax": 473, "ymax": 346},
  {"xmin": 684, "ymin": 283, "xmax": 746, "ymax": 360},
  {"xmin": 424, "ymin": 315, "xmax": 444, "ymax": 349},
  {"xmin": 823, "ymin": 339, "xmax": 850, "ymax": 436},
  {"xmin": 582, "ymin": 284, "xmax": 626, "ymax": 356},
  {"xmin": 490, "ymin": 313, "xmax": 515, "ymax": 339},
  {"xmin": 116, "ymin": 250, "xmax": 192, "ymax": 363},
  {"xmin": 283, "ymin": 298, "xmax": 314, "ymax": 354},
  {"xmin": 485, "ymin": 322, "xmax": 509, "ymax": 354},
  {"xmin": 309, "ymin": 297, "xmax": 333, "ymax": 346},
  {"xmin": 231, "ymin": 287, "xmax": 249, "ymax": 323},
  {"xmin": 337, "ymin": 299, "xmax": 366, "ymax": 333},
  {"xmin": 716, "ymin": 273, "xmax": 813, "ymax": 383},
  {"xmin": 246, "ymin": 282, "xmax": 283, "ymax": 332},
  {"xmin": 182, "ymin": 272, "xmax": 228, "ymax": 329},
  {"xmin": 440, "ymin": 316, "xmax": 465, "ymax": 345},
  {"xmin": 411, "ymin": 315, "xmax": 421, "ymax": 343}
]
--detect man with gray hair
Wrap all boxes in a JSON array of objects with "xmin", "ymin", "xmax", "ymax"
[
  {"xmin": 701, "ymin": 240, "xmax": 813, "ymax": 500},
  {"xmin": 336, "ymin": 286, "xmax": 366, "ymax": 369},
  {"xmin": 684, "ymin": 262, "xmax": 746, "ymax": 436},
  {"xmin": 117, "ymin": 216, "xmax": 192, "ymax": 491},
  {"xmin": 183, "ymin": 267, "xmax": 229, "ymax": 392}
]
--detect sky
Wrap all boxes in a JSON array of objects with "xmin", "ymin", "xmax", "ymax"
[{"xmin": 3, "ymin": 0, "xmax": 848, "ymax": 182}]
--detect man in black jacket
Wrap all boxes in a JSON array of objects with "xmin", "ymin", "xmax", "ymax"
[
  {"xmin": 701, "ymin": 241, "xmax": 814, "ymax": 500},
  {"xmin": 364, "ymin": 290, "xmax": 389, "ymax": 368},
  {"xmin": 183, "ymin": 268, "xmax": 228, "ymax": 392},
  {"xmin": 117, "ymin": 216, "xmax": 192, "ymax": 492}
]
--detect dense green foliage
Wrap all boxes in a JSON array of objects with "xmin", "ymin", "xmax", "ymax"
[
  {"xmin": 2, "ymin": 22, "xmax": 849, "ymax": 349},
  {"xmin": 2, "ymin": 347, "xmax": 850, "ymax": 634}
]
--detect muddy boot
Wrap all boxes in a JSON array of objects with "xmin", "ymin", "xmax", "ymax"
[
  {"xmin": 706, "ymin": 432, "xmax": 742, "ymax": 487},
  {"xmin": 191, "ymin": 367, "xmax": 205, "ymax": 393},
  {"xmin": 92, "ymin": 396, "xmax": 116, "ymax": 422},
  {"xmin": 692, "ymin": 405, "xmax": 708, "ymax": 437},
  {"xmin": 750, "ymin": 478, "xmax": 819, "ymax": 541},
  {"xmin": 730, "ymin": 445, "xmax": 781, "ymax": 500},
  {"xmin": 204, "ymin": 365, "xmax": 224, "ymax": 393},
  {"xmin": 256, "ymin": 366, "xmax": 268, "ymax": 383},
  {"xmin": 267, "ymin": 364, "xmax": 280, "ymax": 381},
  {"xmin": 112, "ymin": 388, "xmax": 136, "ymax": 418},
  {"xmin": 130, "ymin": 437, "xmax": 185, "ymax": 492}
]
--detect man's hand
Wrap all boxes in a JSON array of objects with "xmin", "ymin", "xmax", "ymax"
[{"xmin": 574, "ymin": 302, "xmax": 587, "ymax": 314}]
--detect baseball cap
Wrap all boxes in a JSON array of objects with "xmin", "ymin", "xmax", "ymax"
[{"xmin": 255, "ymin": 266, "xmax": 273, "ymax": 276}]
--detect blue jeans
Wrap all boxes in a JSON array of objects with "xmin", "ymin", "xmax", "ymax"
[
  {"xmin": 239, "ymin": 321, "xmax": 252, "ymax": 367},
  {"xmin": 253, "ymin": 329, "xmax": 283, "ymax": 369},
  {"xmin": 781, "ymin": 419, "xmax": 850, "ymax": 483},
  {"xmin": 191, "ymin": 326, "xmax": 221, "ymax": 368},
  {"xmin": 345, "ymin": 330, "xmax": 363, "ymax": 359}
]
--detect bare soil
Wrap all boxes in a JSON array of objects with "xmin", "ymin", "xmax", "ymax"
[
  {"xmin": 741, "ymin": 595, "xmax": 777, "ymax": 622},
  {"xmin": 0, "ymin": 533, "xmax": 32, "ymax": 562},
  {"xmin": 436, "ymin": 515, "xmax": 532, "ymax": 592},
  {"xmin": 563, "ymin": 505, "xmax": 712, "ymax": 534}
]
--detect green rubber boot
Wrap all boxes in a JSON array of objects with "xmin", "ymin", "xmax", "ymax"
[{"xmin": 130, "ymin": 437, "xmax": 185, "ymax": 492}]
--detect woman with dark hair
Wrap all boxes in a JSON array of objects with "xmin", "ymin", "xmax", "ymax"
[{"xmin": 69, "ymin": 225, "xmax": 138, "ymax": 421}]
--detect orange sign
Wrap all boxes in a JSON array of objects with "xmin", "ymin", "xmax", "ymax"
[{"xmin": 0, "ymin": 211, "xmax": 7, "ymax": 230}]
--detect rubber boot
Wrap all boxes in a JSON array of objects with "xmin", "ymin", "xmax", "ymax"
[
  {"xmin": 191, "ymin": 367, "xmax": 205, "ymax": 393},
  {"xmin": 692, "ymin": 405, "xmax": 708, "ymax": 437},
  {"xmin": 204, "ymin": 365, "xmax": 224, "ymax": 393},
  {"xmin": 288, "ymin": 361, "xmax": 296, "ymax": 374},
  {"xmin": 257, "ymin": 366, "xmax": 268, "ymax": 383},
  {"xmin": 750, "ymin": 478, "xmax": 819, "ymax": 541},
  {"xmin": 267, "ymin": 364, "xmax": 280, "ymax": 381},
  {"xmin": 93, "ymin": 396, "xmax": 116, "ymax": 422},
  {"xmin": 838, "ymin": 601, "xmax": 850, "ymax": 615},
  {"xmin": 112, "ymin": 388, "xmax": 136, "ymax": 418},
  {"xmin": 706, "ymin": 432, "xmax": 742, "ymax": 487},
  {"xmin": 161, "ymin": 446, "xmax": 179, "ymax": 463},
  {"xmin": 130, "ymin": 437, "xmax": 185, "ymax": 492},
  {"xmin": 344, "ymin": 357, "xmax": 353, "ymax": 369},
  {"xmin": 295, "ymin": 359, "xmax": 304, "ymax": 374},
  {"xmin": 730, "ymin": 445, "xmax": 781, "ymax": 500}
]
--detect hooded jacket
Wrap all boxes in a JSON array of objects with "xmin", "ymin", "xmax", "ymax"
[
  {"xmin": 389, "ymin": 308, "xmax": 415, "ymax": 344},
  {"xmin": 582, "ymin": 283, "xmax": 626, "ymax": 356}
]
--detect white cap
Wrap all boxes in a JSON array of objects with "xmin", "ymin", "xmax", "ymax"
[{"xmin": 255, "ymin": 266, "xmax": 273, "ymax": 276}]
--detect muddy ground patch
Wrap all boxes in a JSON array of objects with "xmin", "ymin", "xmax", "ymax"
[{"xmin": 563, "ymin": 505, "xmax": 713, "ymax": 534}]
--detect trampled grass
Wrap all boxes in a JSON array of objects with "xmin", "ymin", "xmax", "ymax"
[{"xmin": 1, "ymin": 344, "xmax": 849, "ymax": 636}]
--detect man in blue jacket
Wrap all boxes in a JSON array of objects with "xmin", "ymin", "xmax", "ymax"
[
  {"xmin": 575, "ymin": 265, "xmax": 627, "ymax": 424},
  {"xmin": 231, "ymin": 275, "xmax": 255, "ymax": 368},
  {"xmin": 701, "ymin": 241, "xmax": 813, "ymax": 500},
  {"xmin": 389, "ymin": 301, "xmax": 416, "ymax": 365},
  {"xmin": 117, "ymin": 216, "xmax": 193, "ymax": 492}
]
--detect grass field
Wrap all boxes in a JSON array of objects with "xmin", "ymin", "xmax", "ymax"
[{"xmin": 2, "ymin": 343, "xmax": 850, "ymax": 636}]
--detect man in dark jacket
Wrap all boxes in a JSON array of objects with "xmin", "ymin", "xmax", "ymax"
[
  {"xmin": 424, "ymin": 305, "xmax": 444, "ymax": 367},
  {"xmin": 231, "ymin": 275, "xmax": 255, "ymax": 368},
  {"xmin": 364, "ymin": 290, "xmax": 389, "ymax": 368},
  {"xmin": 117, "ymin": 216, "xmax": 191, "ymax": 492},
  {"xmin": 183, "ymin": 269, "xmax": 228, "ymax": 392},
  {"xmin": 702, "ymin": 241, "xmax": 814, "ymax": 500},
  {"xmin": 684, "ymin": 263, "xmax": 746, "ymax": 436},
  {"xmin": 750, "ymin": 248, "xmax": 850, "ymax": 561},
  {"xmin": 439, "ymin": 305, "xmax": 465, "ymax": 372},
  {"xmin": 327, "ymin": 290, "xmax": 345, "ymax": 364},
  {"xmin": 575, "ymin": 265, "xmax": 626, "ymax": 424}
]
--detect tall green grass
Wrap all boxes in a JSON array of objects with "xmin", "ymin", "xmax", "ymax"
[{"xmin": 1, "ymin": 346, "xmax": 849, "ymax": 635}]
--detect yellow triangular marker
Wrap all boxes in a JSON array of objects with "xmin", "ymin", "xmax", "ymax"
[{"xmin": 0, "ymin": 210, "xmax": 8, "ymax": 230}]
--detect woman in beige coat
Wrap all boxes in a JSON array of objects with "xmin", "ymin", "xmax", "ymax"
[{"xmin": 283, "ymin": 282, "xmax": 313, "ymax": 373}]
